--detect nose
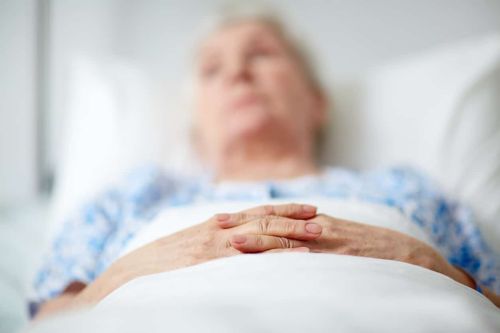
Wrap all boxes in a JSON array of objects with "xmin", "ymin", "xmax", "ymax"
[{"xmin": 224, "ymin": 54, "xmax": 252, "ymax": 85}]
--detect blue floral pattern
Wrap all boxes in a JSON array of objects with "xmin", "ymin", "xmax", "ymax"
[{"xmin": 32, "ymin": 165, "xmax": 499, "ymax": 310}]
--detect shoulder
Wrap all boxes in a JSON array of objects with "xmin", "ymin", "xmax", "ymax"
[
  {"xmin": 92, "ymin": 164, "xmax": 200, "ymax": 218},
  {"xmin": 367, "ymin": 165, "xmax": 436, "ymax": 190},
  {"xmin": 120, "ymin": 164, "xmax": 203, "ymax": 213},
  {"xmin": 121, "ymin": 164, "xmax": 177, "ymax": 197},
  {"xmin": 322, "ymin": 165, "xmax": 433, "ymax": 185},
  {"xmin": 321, "ymin": 164, "xmax": 442, "ymax": 200}
]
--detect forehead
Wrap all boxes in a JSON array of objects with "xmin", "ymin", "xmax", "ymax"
[{"xmin": 198, "ymin": 20, "xmax": 285, "ymax": 56}]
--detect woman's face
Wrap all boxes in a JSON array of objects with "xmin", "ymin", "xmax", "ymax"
[{"xmin": 194, "ymin": 20, "xmax": 325, "ymax": 161}]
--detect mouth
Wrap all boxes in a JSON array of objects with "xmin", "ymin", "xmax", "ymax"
[{"xmin": 228, "ymin": 94, "xmax": 263, "ymax": 112}]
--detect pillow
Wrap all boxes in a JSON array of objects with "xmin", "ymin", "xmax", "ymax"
[
  {"xmin": 50, "ymin": 57, "xmax": 197, "ymax": 234},
  {"xmin": 439, "ymin": 60, "xmax": 500, "ymax": 252},
  {"xmin": 326, "ymin": 34, "xmax": 500, "ymax": 251}
]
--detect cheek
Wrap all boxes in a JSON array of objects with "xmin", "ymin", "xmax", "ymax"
[
  {"xmin": 197, "ymin": 81, "xmax": 229, "ymax": 118},
  {"xmin": 195, "ymin": 90, "xmax": 223, "ymax": 138},
  {"xmin": 264, "ymin": 64, "xmax": 315, "ymax": 121}
]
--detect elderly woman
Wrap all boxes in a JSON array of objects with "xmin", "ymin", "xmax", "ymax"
[{"xmin": 32, "ymin": 11, "xmax": 499, "ymax": 318}]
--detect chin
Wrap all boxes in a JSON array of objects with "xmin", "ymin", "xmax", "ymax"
[{"xmin": 225, "ymin": 110, "xmax": 273, "ymax": 141}]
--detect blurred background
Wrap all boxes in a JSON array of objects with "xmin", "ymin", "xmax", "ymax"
[{"xmin": 1, "ymin": 1, "xmax": 500, "ymax": 332}]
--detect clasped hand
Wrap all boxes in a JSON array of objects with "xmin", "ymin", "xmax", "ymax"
[{"xmin": 114, "ymin": 203, "xmax": 444, "ymax": 281}]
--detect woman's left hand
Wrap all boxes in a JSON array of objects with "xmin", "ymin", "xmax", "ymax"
[{"xmin": 221, "ymin": 212, "xmax": 473, "ymax": 288}]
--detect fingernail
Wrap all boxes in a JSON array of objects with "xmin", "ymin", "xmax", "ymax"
[
  {"xmin": 216, "ymin": 213, "xmax": 230, "ymax": 222},
  {"xmin": 305, "ymin": 223, "xmax": 322, "ymax": 234},
  {"xmin": 302, "ymin": 205, "xmax": 317, "ymax": 213},
  {"xmin": 231, "ymin": 235, "xmax": 247, "ymax": 244}
]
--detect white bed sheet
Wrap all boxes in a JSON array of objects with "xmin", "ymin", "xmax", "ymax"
[
  {"xmin": 27, "ymin": 198, "xmax": 500, "ymax": 332},
  {"xmin": 28, "ymin": 253, "xmax": 499, "ymax": 332}
]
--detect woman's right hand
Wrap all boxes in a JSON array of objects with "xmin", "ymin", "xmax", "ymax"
[{"xmin": 71, "ymin": 203, "xmax": 322, "ymax": 307}]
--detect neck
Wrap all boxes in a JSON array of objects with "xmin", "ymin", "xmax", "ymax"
[{"xmin": 211, "ymin": 141, "xmax": 319, "ymax": 182}]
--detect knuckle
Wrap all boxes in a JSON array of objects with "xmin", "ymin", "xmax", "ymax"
[
  {"xmin": 278, "ymin": 237, "xmax": 293, "ymax": 248},
  {"xmin": 259, "ymin": 215, "xmax": 273, "ymax": 233},
  {"xmin": 284, "ymin": 221, "xmax": 297, "ymax": 235},
  {"xmin": 280, "ymin": 204, "xmax": 291, "ymax": 216},
  {"xmin": 280, "ymin": 203, "xmax": 295, "ymax": 216},
  {"xmin": 234, "ymin": 212, "xmax": 248, "ymax": 223},
  {"xmin": 256, "ymin": 236, "xmax": 264, "ymax": 248},
  {"xmin": 209, "ymin": 214, "xmax": 220, "ymax": 226},
  {"xmin": 263, "ymin": 205, "xmax": 275, "ymax": 215},
  {"xmin": 289, "ymin": 203, "xmax": 300, "ymax": 214}
]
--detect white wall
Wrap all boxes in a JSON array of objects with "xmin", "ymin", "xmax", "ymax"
[
  {"xmin": 105, "ymin": 0, "xmax": 500, "ymax": 80},
  {"xmin": 0, "ymin": 0, "xmax": 37, "ymax": 207}
]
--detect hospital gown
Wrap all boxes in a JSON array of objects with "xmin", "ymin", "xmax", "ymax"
[{"xmin": 31, "ymin": 165, "xmax": 500, "ymax": 314}]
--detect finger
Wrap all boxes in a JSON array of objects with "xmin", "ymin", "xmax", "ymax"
[
  {"xmin": 230, "ymin": 234, "xmax": 306, "ymax": 253},
  {"xmin": 264, "ymin": 247, "xmax": 311, "ymax": 253},
  {"xmin": 215, "ymin": 203, "xmax": 317, "ymax": 228},
  {"xmin": 233, "ymin": 215, "xmax": 323, "ymax": 241},
  {"xmin": 243, "ymin": 203, "xmax": 317, "ymax": 218}
]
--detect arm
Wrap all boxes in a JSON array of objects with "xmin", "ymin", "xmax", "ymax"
[
  {"xmin": 32, "ymin": 190, "xmax": 123, "ymax": 319},
  {"xmin": 35, "ymin": 266, "xmax": 127, "ymax": 319},
  {"xmin": 371, "ymin": 167, "xmax": 500, "ymax": 306},
  {"xmin": 483, "ymin": 287, "xmax": 500, "ymax": 307},
  {"xmin": 34, "ymin": 203, "xmax": 322, "ymax": 318},
  {"xmin": 225, "ymin": 212, "xmax": 500, "ymax": 308},
  {"xmin": 32, "ymin": 166, "xmax": 175, "ymax": 319},
  {"xmin": 35, "ymin": 282, "xmax": 87, "ymax": 320},
  {"xmin": 450, "ymin": 265, "xmax": 500, "ymax": 307},
  {"xmin": 429, "ymin": 249, "xmax": 500, "ymax": 307}
]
